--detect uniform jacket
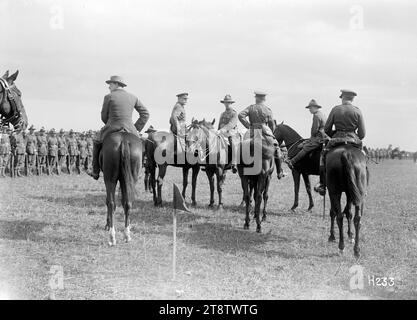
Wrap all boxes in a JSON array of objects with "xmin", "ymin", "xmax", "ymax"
[
  {"xmin": 238, "ymin": 104, "xmax": 276, "ymax": 137},
  {"xmin": 26, "ymin": 133, "xmax": 37, "ymax": 154},
  {"xmin": 57, "ymin": 136, "xmax": 67, "ymax": 156},
  {"xmin": 48, "ymin": 136, "xmax": 58, "ymax": 156},
  {"xmin": 0, "ymin": 133, "xmax": 10, "ymax": 155},
  {"xmin": 67, "ymin": 136, "xmax": 78, "ymax": 156},
  {"xmin": 169, "ymin": 102, "xmax": 186, "ymax": 135},
  {"xmin": 100, "ymin": 88, "xmax": 149, "ymax": 140},
  {"xmin": 78, "ymin": 139, "xmax": 88, "ymax": 158},
  {"xmin": 324, "ymin": 102, "xmax": 365, "ymax": 140},
  {"xmin": 11, "ymin": 132, "xmax": 25, "ymax": 155},
  {"xmin": 37, "ymin": 134, "xmax": 48, "ymax": 156},
  {"xmin": 310, "ymin": 110, "xmax": 327, "ymax": 139}
]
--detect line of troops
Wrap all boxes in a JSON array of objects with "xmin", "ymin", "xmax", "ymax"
[{"xmin": 0, "ymin": 125, "xmax": 96, "ymax": 177}]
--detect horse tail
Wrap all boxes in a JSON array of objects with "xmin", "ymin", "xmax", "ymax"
[
  {"xmin": 341, "ymin": 150, "xmax": 365, "ymax": 206},
  {"xmin": 120, "ymin": 138, "xmax": 135, "ymax": 204}
]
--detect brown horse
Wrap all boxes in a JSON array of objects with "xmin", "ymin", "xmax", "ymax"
[
  {"xmin": 101, "ymin": 130, "xmax": 143, "ymax": 246},
  {"xmin": 326, "ymin": 144, "xmax": 369, "ymax": 258},
  {"xmin": 0, "ymin": 70, "xmax": 28, "ymax": 130},
  {"xmin": 238, "ymin": 129, "xmax": 279, "ymax": 233},
  {"xmin": 145, "ymin": 127, "xmax": 201, "ymax": 207}
]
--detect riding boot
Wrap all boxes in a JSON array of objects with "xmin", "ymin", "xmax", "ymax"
[
  {"xmin": 314, "ymin": 154, "xmax": 326, "ymax": 196},
  {"xmin": 287, "ymin": 149, "xmax": 308, "ymax": 170},
  {"xmin": 87, "ymin": 141, "xmax": 101, "ymax": 180}
]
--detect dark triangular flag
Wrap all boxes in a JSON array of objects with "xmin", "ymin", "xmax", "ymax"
[{"xmin": 173, "ymin": 183, "xmax": 191, "ymax": 212}]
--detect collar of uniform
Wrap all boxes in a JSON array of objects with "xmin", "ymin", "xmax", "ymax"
[{"xmin": 342, "ymin": 101, "xmax": 352, "ymax": 105}]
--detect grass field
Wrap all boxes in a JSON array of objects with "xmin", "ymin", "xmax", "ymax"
[{"xmin": 0, "ymin": 159, "xmax": 416, "ymax": 300}]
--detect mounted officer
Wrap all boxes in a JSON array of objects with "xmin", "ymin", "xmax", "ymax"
[
  {"xmin": 218, "ymin": 94, "xmax": 240, "ymax": 173},
  {"xmin": 88, "ymin": 76, "xmax": 149, "ymax": 180},
  {"xmin": 238, "ymin": 91, "xmax": 281, "ymax": 165},
  {"xmin": 287, "ymin": 99, "xmax": 328, "ymax": 169},
  {"xmin": 169, "ymin": 92, "xmax": 188, "ymax": 152},
  {"xmin": 314, "ymin": 89, "xmax": 366, "ymax": 195},
  {"xmin": 26, "ymin": 125, "xmax": 37, "ymax": 175}
]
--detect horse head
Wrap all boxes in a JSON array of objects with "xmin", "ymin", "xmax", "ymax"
[{"xmin": 186, "ymin": 118, "xmax": 215, "ymax": 159}]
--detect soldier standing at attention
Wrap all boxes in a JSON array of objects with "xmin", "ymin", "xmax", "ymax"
[
  {"xmin": 26, "ymin": 125, "xmax": 37, "ymax": 175},
  {"xmin": 287, "ymin": 99, "xmax": 328, "ymax": 169},
  {"xmin": 218, "ymin": 94, "xmax": 240, "ymax": 173},
  {"xmin": 11, "ymin": 127, "xmax": 26, "ymax": 177},
  {"xmin": 67, "ymin": 129, "xmax": 78, "ymax": 172},
  {"xmin": 77, "ymin": 132, "xmax": 88, "ymax": 172},
  {"xmin": 88, "ymin": 76, "xmax": 149, "ymax": 180},
  {"xmin": 57, "ymin": 129, "xmax": 67, "ymax": 174},
  {"xmin": 315, "ymin": 89, "xmax": 366, "ymax": 195},
  {"xmin": 47, "ymin": 128, "xmax": 59, "ymax": 174},
  {"xmin": 37, "ymin": 127, "xmax": 48, "ymax": 174},
  {"xmin": 86, "ymin": 130, "xmax": 94, "ymax": 171},
  {"xmin": 0, "ymin": 127, "xmax": 11, "ymax": 177},
  {"xmin": 169, "ymin": 93, "xmax": 188, "ymax": 152}
]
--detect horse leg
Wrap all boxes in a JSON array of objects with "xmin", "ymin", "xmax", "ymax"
[
  {"xmin": 302, "ymin": 173, "xmax": 314, "ymax": 212},
  {"xmin": 156, "ymin": 164, "xmax": 167, "ymax": 207},
  {"xmin": 262, "ymin": 174, "xmax": 271, "ymax": 221},
  {"xmin": 239, "ymin": 173, "xmax": 246, "ymax": 207},
  {"xmin": 206, "ymin": 167, "xmax": 215, "ymax": 208},
  {"xmin": 105, "ymin": 181, "xmax": 117, "ymax": 246},
  {"xmin": 353, "ymin": 204, "xmax": 362, "ymax": 258},
  {"xmin": 122, "ymin": 192, "xmax": 132, "ymax": 243},
  {"xmin": 216, "ymin": 167, "xmax": 225, "ymax": 210},
  {"xmin": 149, "ymin": 165, "xmax": 157, "ymax": 205},
  {"xmin": 182, "ymin": 166, "xmax": 189, "ymax": 200},
  {"xmin": 243, "ymin": 177, "xmax": 250, "ymax": 230},
  {"xmin": 331, "ymin": 192, "xmax": 344, "ymax": 253},
  {"xmin": 329, "ymin": 206, "xmax": 336, "ymax": 242},
  {"xmin": 344, "ymin": 200, "xmax": 354, "ymax": 243},
  {"xmin": 255, "ymin": 176, "xmax": 264, "ymax": 233},
  {"xmin": 291, "ymin": 170, "xmax": 300, "ymax": 212},
  {"xmin": 191, "ymin": 165, "xmax": 200, "ymax": 206}
]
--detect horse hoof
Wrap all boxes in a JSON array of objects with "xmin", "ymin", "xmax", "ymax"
[
  {"xmin": 208, "ymin": 203, "xmax": 214, "ymax": 208},
  {"xmin": 217, "ymin": 204, "xmax": 224, "ymax": 211},
  {"xmin": 191, "ymin": 202, "xmax": 197, "ymax": 207},
  {"xmin": 104, "ymin": 225, "xmax": 110, "ymax": 231},
  {"xmin": 291, "ymin": 208, "xmax": 297, "ymax": 213},
  {"xmin": 328, "ymin": 235, "xmax": 336, "ymax": 242},
  {"xmin": 239, "ymin": 201, "xmax": 245, "ymax": 208},
  {"xmin": 354, "ymin": 249, "xmax": 361, "ymax": 259},
  {"xmin": 108, "ymin": 240, "xmax": 116, "ymax": 247},
  {"xmin": 125, "ymin": 236, "xmax": 131, "ymax": 243},
  {"xmin": 349, "ymin": 237, "xmax": 355, "ymax": 244},
  {"xmin": 243, "ymin": 224, "xmax": 249, "ymax": 230},
  {"xmin": 256, "ymin": 226, "xmax": 262, "ymax": 233},
  {"xmin": 261, "ymin": 215, "xmax": 266, "ymax": 222}
]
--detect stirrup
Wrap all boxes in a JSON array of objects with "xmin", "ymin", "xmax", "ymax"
[{"xmin": 314, "ymin": 183, "xmax": 326, "ymax": 196}]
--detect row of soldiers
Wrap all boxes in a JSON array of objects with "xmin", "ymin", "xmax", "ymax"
[
  {"xmin": 0, "ymin": 125, "xmax": 96, "ymax": 177},
  {"xmin": 366, "ymin": 147, "xmax": 390, "ymax": 162}
]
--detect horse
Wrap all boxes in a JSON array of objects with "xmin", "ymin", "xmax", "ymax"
[
  {"xmin": 101, "ymin": 130, "xmax": 143, "ymax": 246},
  {"xmin": 186, "ymin": 118, "xmax": 233, "ymax": 210},
  {"xmin": 274, "ymin": 122, "xmax": 320, "ymax": 212},
  {"xmin": 325, "ymin": 144, "xmax": 368, "ymax": 258},
  {"xmin": 237, "ymin": 127, "xmax": 279, "ymax": 233},
  {"xmin": 145, "ymin": 124, "xmax": 202, "ymax": 207},
  {"xmin": 0, "ymin": 70, "xmax": 28, "ymax": 130}
]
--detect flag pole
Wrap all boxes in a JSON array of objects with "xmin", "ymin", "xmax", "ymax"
[{"xmin": 172, "ymin": 207, "xmax": 177, "ymax": 281}]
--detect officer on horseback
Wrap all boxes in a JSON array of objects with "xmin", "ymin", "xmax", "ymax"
[
  {"xmin": 315, "ymin": 89, "xmax": 366, "ymax": 195},
  {"xmin": 169, "ymin": 92, "xmax": 188, "ymax": 152},
  {"xmin": 238, "ymin": 91, "xmax": 281, "ymax": 174},
  {"xmin": 88, "ymin": 76, "xmax": 149, "ymax": 180},
  {"xmin": 218, "ymin": 94, "xmax": 239, "ymax": 173},
  {"xmin": 287, "ymin": 99, "xmax": 328, "ymax": 169}
]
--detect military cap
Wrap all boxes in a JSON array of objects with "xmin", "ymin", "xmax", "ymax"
[
  {"xmin": 145, "ymin": 125, "xmax": 157, "ymax": 133},
  {"xmin": 49, "ymin": 128, "xmax": 56, "ymax": 134},
  {"xmin": 105, "ymin": 75, "xmax": 126, "ymax": 87},
  {"xmin": 254, "ymin": 91, "xmax": 267, "ymax": 97},
  {"xmin": 28, "ymin": 125, "xmax": 35, "ymax": 131},
  {"xmin": 59, "ymin": 128, "xmax": 65, "ymax": 134},
  {"xmin": 340, "ymin": 89, "xmax": 357, "ymax": 99},
  {"xmin": 39, "ymin": 127, "xmax": 46, "ymax": 133},
  {"xmin": 220, "ymin": 94, "xmax": 235, "ymax": 104},
  {"xmin": 176, "ymin": 92, "xmax": 189, "ymax": 98},
  {"xmin": 69, "ymin": 129, "xmax": 74, "ymax": 134},
  {"xmin": 305, "ymin": 99, "xmax": 322, "ymax": 109}
]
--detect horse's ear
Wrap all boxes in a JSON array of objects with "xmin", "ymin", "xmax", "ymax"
[
  {"xmin": 274, "ymin": 119, "xmax": 277, "ymax": 126},
  {"xmin": 191, "ymin": 117, "xmax": 194, "ymax": 123},
  {"xmin": 211, "ymin": 118, "xmax": 215, "ymax": 125},
  {"xmin": 2, "ymin": 70, "xmax": 9, "ymax": 79},
  {"xmin": 281, "ymin": 120, "xmax": 284, "ymax": 125},
  {"xmin": 8, "ymin": 70, "xmax": 19, "ymax": 83}
]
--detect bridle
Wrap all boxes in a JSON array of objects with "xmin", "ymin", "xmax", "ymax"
[{"xmin": 0, "ymin": 77, "xmax": 23, "ymax": 128}]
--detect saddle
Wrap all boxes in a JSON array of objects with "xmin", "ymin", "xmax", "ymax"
[{"xmin": 325, "ymin": 138, "xmax": 362, "ymax": 151}]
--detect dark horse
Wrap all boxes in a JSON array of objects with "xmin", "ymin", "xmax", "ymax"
[
  {"xmin": 274, "ymin": 122, "xmax": 320, "ymax": 212},
  {"xmin": 145, "ymin": 125, "xmax": 202, "ymax": 207},
  {"xmin": 238, "ymin": 129, "xmax": 280, "ymax": 233},
  {"xmin": 0, "ymin": 70, "xmax": 28, "ymax": 130},
  {"xmin": 101, "ymin": 130, "xmax": 143, "ymax": 246},
  {"xmin": 326, "ymin": 144, "xmax": 368, "ymax": 258}
]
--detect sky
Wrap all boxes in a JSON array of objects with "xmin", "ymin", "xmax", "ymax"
[{"xmin": 1, "ymin": 0, "xmax": 416, "ymax": 150}]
